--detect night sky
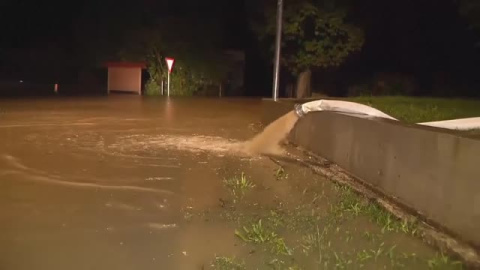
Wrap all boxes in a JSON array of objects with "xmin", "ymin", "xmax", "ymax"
[{"xmin": 1, "ymin": 0, "xmax": 479, "ymax": 96}]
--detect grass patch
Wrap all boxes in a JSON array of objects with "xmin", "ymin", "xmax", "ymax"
[
  {"xmin": 345, "ymin": 96, "xmax": 480, "ymax": 123},
  {"xmin": 300, "ymin": 225, "xmax": 329, "ymax": 263},
  {"xmin": 427, "ymin": 253, "xmax": 464, "ymax": 270},
  {"xmin": 354, "ymin": 244, "xmax": 424, "ymax": 269},
  {"xmin": 266, "ymin": 260, "xmax": 302, "ymax": 270},
  {"xmin": 205, "ymin": 166, "xmax": 464, "ymax": 269},
  {"xmin": 274, "ymin": 166, "xmax": 289, "ymax": 181},
  {"xmin": 333, "ymin": 252, "xmax": 354, "ymax": 269},
  {"xmin": 366, "ymin": 204, "xmax": 418, "ymax": 235},
  {"xmin": 212, "ymin": 256, "xmax": 246, "ymax": 270},
  {"xmin": 224, "ymin": 172, "xmax": 255, "ymax": 203},
  {"xmin": 332, "ymin": 184, "xmax": 418, "ymax": 235},
  {"xmin": 235, "ymin": 219, "xmax": 292, "ymax": 256},
  {"xmin": 267, "ymin": 208, "xmax": 322, "ymax": 234}
]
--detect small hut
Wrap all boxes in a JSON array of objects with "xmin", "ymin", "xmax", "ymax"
[{"xmin": 105, "ymin": 62, "xmax": 146, "ymax": 95}]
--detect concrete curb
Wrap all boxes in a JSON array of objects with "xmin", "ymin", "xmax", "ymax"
[
  {"xmin": 262, "ymin": 99, "xmax": 480, "ymax": 267},
  {"xmin": 275, "ymin": 147, "xmax": 480, "ymax": 269}
]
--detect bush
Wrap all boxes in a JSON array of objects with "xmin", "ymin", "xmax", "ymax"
[
  {"xmin": 372, "ymin": 73, "xmax": 418, "ymax": 96},
  {"xmin": 347, "ymin": 83, "xmax": 372, "ymax": 96},
  {"xmin": 145, "ymin": 79, "xmax": 162, "ymax": 96}
]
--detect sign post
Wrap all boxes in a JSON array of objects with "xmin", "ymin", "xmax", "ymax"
[{"xmin": 165, "ymin": 57, "xmax": 175, "ymax": 97}]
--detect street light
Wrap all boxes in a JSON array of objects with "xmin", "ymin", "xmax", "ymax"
[{"xmin": 272, "ymin": 0, "xmax": 283, "ymax": 101}]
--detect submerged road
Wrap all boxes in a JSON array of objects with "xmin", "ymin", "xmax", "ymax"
[{"xmin": 0, "ymin": 96, "xmax": 265, "ymax": 270}]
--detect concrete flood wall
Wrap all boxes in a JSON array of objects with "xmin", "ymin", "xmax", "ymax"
[{"xmin": 262, "ymin": 99, "xmax": 480, "ymax": 248}]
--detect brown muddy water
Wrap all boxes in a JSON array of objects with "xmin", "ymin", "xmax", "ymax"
[{"xmin": 0, "ymin": 96, "xmax": 463, "ymax": 269}]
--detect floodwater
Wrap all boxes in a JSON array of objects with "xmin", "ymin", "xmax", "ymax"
[{"xmin": 0, "ymin": 96, "xmax": 461, "ymax": 269}]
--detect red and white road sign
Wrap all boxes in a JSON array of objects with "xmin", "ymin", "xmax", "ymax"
[{"xmin": 165, "ymin": 57, "xmax": 175, "ymax": 73}]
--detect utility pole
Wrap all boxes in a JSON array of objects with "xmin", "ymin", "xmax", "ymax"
[{"xmin": 272, "ymin": 0, "xmax": 283, "ymax": 101}]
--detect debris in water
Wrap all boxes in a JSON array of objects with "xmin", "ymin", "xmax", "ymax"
[
  {"xmin": 100, "ymin": 111, "xmax": 299, "ymax": 157},
  {"xmin": 112, "ymin": 134, "xmax": 246, "ymax": 156},
  {"xmin": 148, "ymin": 223, "xmax": 178, "ymax": 230},
  {"xmin": 145, "ymin": 177, "xmax": 173, "ymax": 181}
]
